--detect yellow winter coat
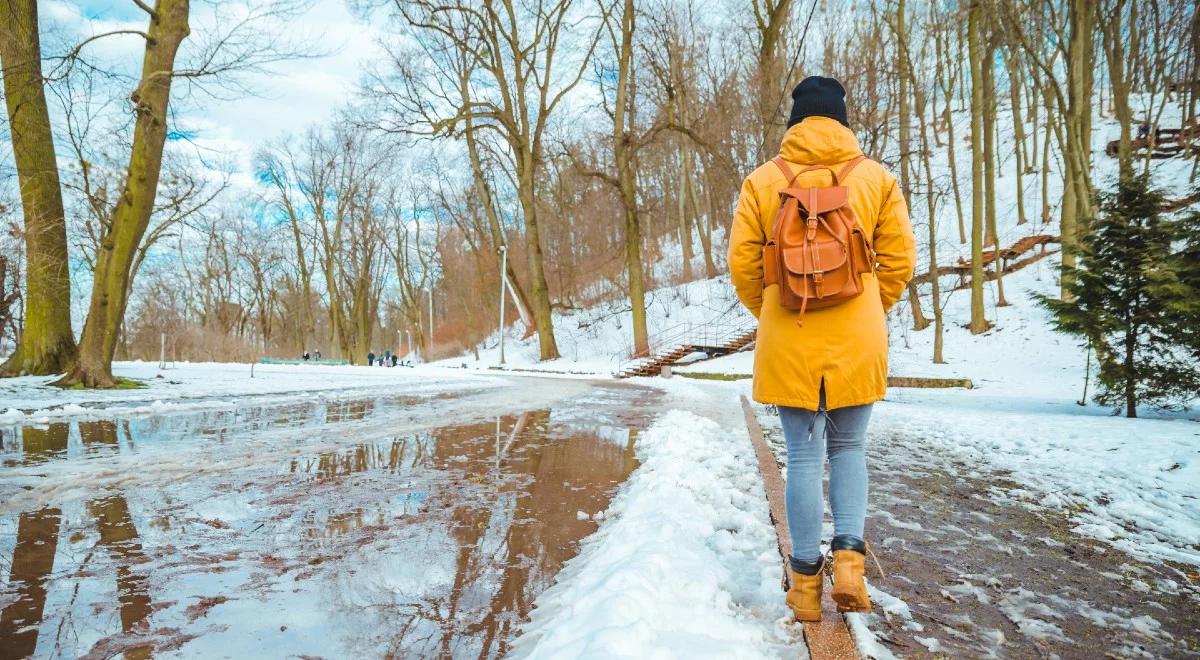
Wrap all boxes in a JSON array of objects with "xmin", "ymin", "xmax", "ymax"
[{"xmin": 729, "ymin": 117, "xmax": 917, "ymax": 410}]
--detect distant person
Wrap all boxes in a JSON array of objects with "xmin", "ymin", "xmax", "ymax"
[
  {"xmin": 367, "ymin": 351, "xmax": 375, "ymax": 366},
  {"xmin": 385, "ymin": 350, "xmax": 392, "ymax": 366},
  {"xmin": 315, "ymin": 350, "xmax": 321, "ymax": 360},
  {"xmin": 390, "ymin": 354, "xmax": 398, "ymax": 367},
  {"xmin": 303, "ymin": 351, "xmax": 310, "ymax": 361},
  {"xmin": 728, "ymin": 76, "xmax": 916, "ymax": 622}
]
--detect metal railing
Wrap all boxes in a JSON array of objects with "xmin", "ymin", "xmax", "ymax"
[
  {"xmin": 616, "ymin": 320, "xmax": 757, "ymax": 375},
  {"xmin": 259, "ymin": 357, "xmax": 352, "ymax": 366}
]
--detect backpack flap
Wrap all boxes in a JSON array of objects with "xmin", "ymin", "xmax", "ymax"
[{"xmin": 779, "ymin": 185, "xmax": 848, "ymax": 217}]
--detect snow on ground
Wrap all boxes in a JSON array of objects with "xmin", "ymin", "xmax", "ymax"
[
  {"xmin": 512, "ymin": 381, "xmax": 802, "ymax": 659},
  {"xmin": 875, "ymin": 392, "xmax": 1200, "ymax": 565},
  {"xmin": 683, "ymin": 256, "xmax": 1200, "ymax": 567},
  {"xmin": 1, "ymin": 95, "xmax": 1196, "ymax": 656},
  {"xmin": 0, "ymin": 361, "xmax": 506, "ymax": 421}
]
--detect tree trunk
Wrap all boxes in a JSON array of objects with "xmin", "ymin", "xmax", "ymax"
[
  {"xmin": 668, "ymin": 49, "xmax": 694, "ymax": 283},
  {"xmin": 895, "ymin": 0, "xmax": 930, "ymax": 331},
  {"xmin": 677, "ymin": 145, "xmax": 694, "ymax": 282},
  {"xmin": 935, "ymin": 26, "xmax": 966, "ymax": 245},
  {"xmin": 56, "ymin": 0, "xmax": 191, "ymax": 387},
  {"xmin": 0, "ymin": 0, "xmax": 77, "ymax": 376},
  {"xmin": 614, "ymin": 0, "xmax": 648, "ymax": 357},
  {"xmin": 689, "ymin": 153, "xmax": 718, "ymax": 278},
  {"xmin": 896, "ymin": 0, "xmax": 912, "ymax": 193},
  {"xmin": 1060, "ymin": 0, "xmax": 1097, "ymax": 293},
  {"xmin": 1102, "ymin": 0, "xmax": 1135, "ymax": 181},
  {"xmin": 982, "ymin": 39, "xmax": 997, "ymax": 249},
  {"xmin": 982, "ymin": 38, "xmax": 1007, "ymax": 307},
  {"xmin": 516, "ymin": 160, "xmax": 560, "ymax": 361},
  {"xmin": 967, "ymin": 2, "xmax": 990, "ymax": 334},
  {"xmin": 905, "ymin": 281, "xmax": 930, "ymax": 330},
  {"xmin": 1041, "ymin": 82, "xmax": 1053, "ymax": 224},
  {"xmin": 919, "ymin": 91, "xmax": 945, "ymax": 363},
  {"xmin": 756, "ymin": 0, "xmax": 793, "ymax": 160},
  {"xmin": 1005, "ymin": 50, "xmax": 1027, "ymax": 225},
  {"xmin": 461, "ymin": 83, "xmax": 537, "ymax": 337},
  {"xmin": 1027, "ymin": 75, "xmax": 1039, "ymax": 174},
  {"xmin": 1124, "ymin": 325, "xmax": 1136, "ymax": 418},
  {"xmin": 283, "ymin": 203, "xmax": 313, "ymax": 351}
]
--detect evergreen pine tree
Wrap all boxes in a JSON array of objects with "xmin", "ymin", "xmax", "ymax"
[
  {"xmin": 1161, "ymin": 208, "xmax": 1200, "ymax": 362},
  {"xmin": 1039, "ymin": 175, "xmax": 1200, "ymax": 417}
]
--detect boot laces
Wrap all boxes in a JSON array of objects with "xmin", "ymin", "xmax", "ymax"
[
  {"xmin": 825, "ymin": 542, "xmax": 887, "ymax": 581},
  {"xmin": 865, "ymin": 542, "xmax": 886, "ymax": 580}
]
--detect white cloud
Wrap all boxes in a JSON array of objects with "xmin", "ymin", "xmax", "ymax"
[
  {"xmin": 33, "ymin": 0, "xmax": 386, "ymax": 187},
  {"xmin": 190, "ymin": 1, "xmax": 384, "ymax": 147}
]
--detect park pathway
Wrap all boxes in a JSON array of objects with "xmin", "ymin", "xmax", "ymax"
[{"xmin": 754, "ymin": 405, "xmax": 1200, "ymax": 659}]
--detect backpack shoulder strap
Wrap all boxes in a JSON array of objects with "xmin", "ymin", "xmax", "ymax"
[
  {"xmin": 771, "ymin": 157, "xmax": 798, "ymax": 184},
  {"xmin": 775, "ymin": 155, "xmax": 868, "ymax": 186},
  {"xmin": 838, "ymin": 155, "xmax": 867, "ymax": 181}
]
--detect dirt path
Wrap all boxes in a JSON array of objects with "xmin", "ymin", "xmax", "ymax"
[{"xmin": 755, "ymin": 408, "xmax": 1200, "ymax": 659}]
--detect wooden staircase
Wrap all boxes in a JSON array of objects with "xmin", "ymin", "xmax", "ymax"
[{"xmin": 616, "ymin": 324, "xmax": 757, "ymax": 378}]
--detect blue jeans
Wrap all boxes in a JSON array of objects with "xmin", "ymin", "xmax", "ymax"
[{"xmin": 779, "ymin": 387, "xmax": 873, "ymax": 563}]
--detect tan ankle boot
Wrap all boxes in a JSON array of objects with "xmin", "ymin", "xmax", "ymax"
[
  {"xmin": 830, "ymin": 548, "xmax": 872, "ymax": 613},
  {"xmin": 786, "ymin": 569, "xmax": 823, "ymax": 622}
]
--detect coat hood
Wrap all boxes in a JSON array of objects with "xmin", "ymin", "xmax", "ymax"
[{"xmin": 779, "ymin": 116, "xmax": 862, "ymax": 165}]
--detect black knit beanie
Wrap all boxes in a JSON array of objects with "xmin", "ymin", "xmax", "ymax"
[{"xmin": 787, "ymin": 76, "xmax": 849, "ymax": 128}]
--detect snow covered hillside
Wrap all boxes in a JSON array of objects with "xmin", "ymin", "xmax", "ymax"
[
  {"xmin": 453, "ymin": 94, "xmax": 1198, "ymax": 379},
  {"xmin": 443, "ymin": 96, "xmax": 1200, "ymax": 656}
]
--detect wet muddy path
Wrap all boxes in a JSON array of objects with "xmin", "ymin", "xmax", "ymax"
[
  {"xmin": 0, "ymin": 378, "xmax": 657, "ymax": 659},
  {"xmin": 756, "ymin": 405, "xmax": 1200, "ymax": 659}
]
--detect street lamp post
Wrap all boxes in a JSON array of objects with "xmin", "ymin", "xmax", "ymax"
[
  {"xmin": 498, "ymin": 245, "xmax": 508, "ymax": 365},
  {"xmin": 426, "ymin": 287, "xmax": 433, "ymax": 362}
]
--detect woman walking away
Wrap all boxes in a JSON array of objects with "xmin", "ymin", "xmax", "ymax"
[{"xmin": 728, "ymin": 76, "xmax": 916, "ymax": 621}]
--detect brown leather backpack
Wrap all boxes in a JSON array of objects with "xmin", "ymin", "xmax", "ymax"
[{"xmin": 762, "ymin": 155, "xmax": 874, "ymax": 325}]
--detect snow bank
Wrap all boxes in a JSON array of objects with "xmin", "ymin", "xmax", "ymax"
[{"xmin": 512, "ymin": 408, "xmax": 797, "ymax": 659}]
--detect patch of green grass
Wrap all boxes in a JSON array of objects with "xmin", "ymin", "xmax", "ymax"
[
  {"xmin": 675, "ymin": 371, "xmax": 751, "ymax": 381},
  {"xmin": 60, "ymin": 376, "xmax": 147, "ymax": 390},
  {"xmin": 112, "ymin": 377, "xmax": 146, "ymax": 389}
]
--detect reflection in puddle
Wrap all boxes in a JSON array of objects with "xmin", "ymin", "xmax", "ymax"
[
  {"xmin": 0, "ymin": 383, "xmax": 653, "ymax": 658},
  {"xmin": 1, "ymin": 507, "xmax": 61, "ymax": 659}
]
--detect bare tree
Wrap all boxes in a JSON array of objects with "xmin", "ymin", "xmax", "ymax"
[
  {"xmin": 57, "ymin": 0, "xmax": 193, "ymax": 387},
  {"xmin": 967, "ymin": 0, "xmax": 990, "ymax": 334},
  {"xmin": 0, "ymin": 0, "xmax": 77, "ymax": 376},
  {"xmin": 369, "ymin": 0, "xmax": 605, "ymax": 361}
]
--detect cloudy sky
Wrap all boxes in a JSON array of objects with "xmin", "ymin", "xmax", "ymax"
[{"xmin": 37, "ymin": 0, "xmax": 386, "ymax": 187}]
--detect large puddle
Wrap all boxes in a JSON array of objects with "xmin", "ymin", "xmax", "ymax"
[{"xmin": 0, "ymin": 380, "xmax": 655, "ymax": 658}]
